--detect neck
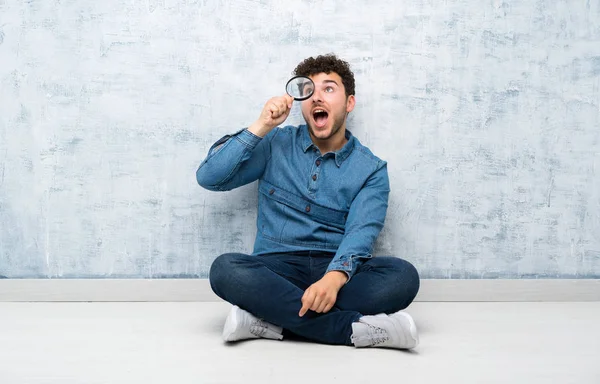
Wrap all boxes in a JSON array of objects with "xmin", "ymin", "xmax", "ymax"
[{"xmin": 310, "ymin": 126, "xmax": 348, "ymax": 154}]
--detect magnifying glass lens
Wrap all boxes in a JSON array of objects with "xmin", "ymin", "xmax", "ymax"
[{"xmin": 286, "ymin": 76, "xmax": 314, "ymax": 101}]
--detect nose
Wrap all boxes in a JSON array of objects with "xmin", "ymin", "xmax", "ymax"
[{"xmin": 311, "ymin": 88, "xmax": 323, "ymax": 103}]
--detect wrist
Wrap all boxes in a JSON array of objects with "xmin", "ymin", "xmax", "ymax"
[
  {"xmin": 247, "ymin": 121, "xmax": 272, "ymax": 138},
  {"xmin": 325, "ymin": 270, "xmax": 348, "ymax": 288}
]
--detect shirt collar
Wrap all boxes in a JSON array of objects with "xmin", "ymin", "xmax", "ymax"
[{"xmin": 299, "ymin": 125, "xmax": 356, "ymax": 167}]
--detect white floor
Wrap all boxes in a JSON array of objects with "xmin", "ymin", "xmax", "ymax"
[{"xmin": 0, "ymin": 302, "xmax": 598, "ymax": 384}]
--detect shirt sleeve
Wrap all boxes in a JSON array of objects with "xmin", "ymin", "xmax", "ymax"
[
  {"xmin": 325, "ymin": 161, "xmax": 390, "ymax": 281},
  {"xmin": 196, "ymin": 128, "xmax": 276, "ymax": 191}
]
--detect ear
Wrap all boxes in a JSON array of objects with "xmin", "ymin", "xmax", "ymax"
[{"xmin": 346, "ymin": 95, "xmax": 356, "ymax": 113}]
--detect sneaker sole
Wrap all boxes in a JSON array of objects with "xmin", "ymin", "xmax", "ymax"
[{"xmin": 395, "ymin": 312, "xmax": 419, "ymax": 348}]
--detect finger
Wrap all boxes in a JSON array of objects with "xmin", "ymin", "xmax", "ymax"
[
  {"xmin": 277, "ymin": 100, "xmax": 288, "ymax": 115},
  {"xmin": 275, "ymin": 104, "xmax": 284, "ymax": 117},
  {"xmin": 299, "ymin": 302, "xmax": 309, "ymax": 317},
  {"xmin": 315, "ymin": 299, "xmax": 330, "ymax": 314},
  {"xmin": 299, "ymin": 290, "xmax": 314, "ymax": 317},
  {"xmin": 270, "ymin": 101, "xmax": 286, "ymax": 118},
  {"xmin": 310, "ymin": 295, "xmax": 323, "ymax": 312},
  {"xmin": 267, "ymin": 103, "xmax": 279, "ymax": 117},
  {"xmin": 322, "ymin": 302, "xmax": 335, "ymax": 314},
  {"xmin": 285, "ymin": 94, "xmax": 294, "ymax": 108}
]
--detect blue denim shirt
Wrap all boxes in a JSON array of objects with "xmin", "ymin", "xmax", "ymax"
[{"xmin": 196, "ymin": 124, "xmax": 390, "ymax": 280}]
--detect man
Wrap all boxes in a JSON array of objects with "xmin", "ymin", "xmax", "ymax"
[{"xmin": 196, "ymin": 54, "xmax": 420, "ymax": 349}]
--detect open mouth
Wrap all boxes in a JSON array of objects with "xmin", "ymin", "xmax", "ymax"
[{"xmin": 312, "ymin": 109, "xmax": 329, "ymax": 128}]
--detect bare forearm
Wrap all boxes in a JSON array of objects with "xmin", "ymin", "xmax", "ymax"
[{"xmin": 247, "ymin": 121, "xmax": 272, "ymax": 138}]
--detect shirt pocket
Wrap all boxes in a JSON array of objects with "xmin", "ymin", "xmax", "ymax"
[{"xmin": 258, "ymin": 180, "xmax": 348, "ymax": 246}]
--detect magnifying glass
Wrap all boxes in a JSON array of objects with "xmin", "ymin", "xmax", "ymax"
[{"xmin": 286, "ymin": 76, "xmax": 314, "ymax": 101}]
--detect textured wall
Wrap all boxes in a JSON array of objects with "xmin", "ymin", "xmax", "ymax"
[{"xmin": 1, "ymin": 0, "xmax": 599, "ymax": 279}]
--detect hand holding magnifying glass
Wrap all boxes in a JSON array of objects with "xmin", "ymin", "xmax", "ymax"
[{"xmin": 247, "ymin": 76, "xmax": 316, "ymax": 137}]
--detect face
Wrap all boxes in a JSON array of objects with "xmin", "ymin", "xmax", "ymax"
[{"xmin": 301, "ymin": 72, "xmax": 355, "ymax": 143}]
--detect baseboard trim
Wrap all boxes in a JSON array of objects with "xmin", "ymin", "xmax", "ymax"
[{"xmin": 0, "ymin": 279, "xmax": 598, "ymax": 302}]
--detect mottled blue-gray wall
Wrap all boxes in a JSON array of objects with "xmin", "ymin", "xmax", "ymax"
[{"xmin": 1, "ymin": 0, "xmax": 599, "ymax": 279}]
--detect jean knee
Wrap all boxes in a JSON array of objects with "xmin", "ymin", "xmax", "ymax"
[
  {"xmin": 401, "ymin": 259, "xmax": 420, "ymax": 305},
  {"xmin": 384, "ymin": 257, "xmax": 420, "ymax": 310},
  {"xmin": 208, "ymin": 253, "xmax": 244, "ymax": 297}
]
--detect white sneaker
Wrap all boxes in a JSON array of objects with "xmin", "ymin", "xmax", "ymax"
[
  {"xmin": 351, "ymin": 310, "xmax": 419, "ymax": 349},
  {"xmin": 222, "ymin": 305, "xmax": 283, "ymax": 342}
]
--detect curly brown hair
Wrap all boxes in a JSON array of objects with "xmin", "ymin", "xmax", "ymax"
[{"xmin": 293, "ymin": 54, "xmax": 355, "ymax": 97}]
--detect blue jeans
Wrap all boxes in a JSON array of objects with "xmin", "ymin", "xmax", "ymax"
[{"xmin": 209, "ymin": 251, "xmax": 420, "ymax": 345}]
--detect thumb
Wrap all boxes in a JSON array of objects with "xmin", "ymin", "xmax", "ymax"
[{"xmin": 285, "ymin": 94, "xmax": 294, "ymax": 109}]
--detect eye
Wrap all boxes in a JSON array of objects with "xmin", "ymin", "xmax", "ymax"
[{"xmin": 325, "ymin": 86, "xmax": 334, "ymax": 93}]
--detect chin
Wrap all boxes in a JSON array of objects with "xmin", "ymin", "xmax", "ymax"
[{"xmin": 309, "ymin": 124, "xmax": 333, "ymax": 140}]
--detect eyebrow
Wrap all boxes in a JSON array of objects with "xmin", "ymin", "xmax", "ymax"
[{"xmin": 322, "ymin": 80, "xmax": 339, "ymax": 86}]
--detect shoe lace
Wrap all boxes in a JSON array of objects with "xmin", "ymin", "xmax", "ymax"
[
  {"xmin": 367, "ymin": 324, "xmax": 389, "ymax": 345},
  {"xmin": 249, "ymin": 320, "xmax": 268, "ymax": 337}
]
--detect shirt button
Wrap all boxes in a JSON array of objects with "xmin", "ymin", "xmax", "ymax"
[
  {"xmin": 305, "ymin": 205, "xmax": 311, "ymax": 212},
  {"xmin": 312, "ymin": 174, "xmax": 317, "ymax": 181},
  {"xmin": 269, "ymin": 189, "xmax": 275, "ymax": 195},
  {"xmin": 316, "ymin": 160, "xmax": 321, "ymax": 166}
]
